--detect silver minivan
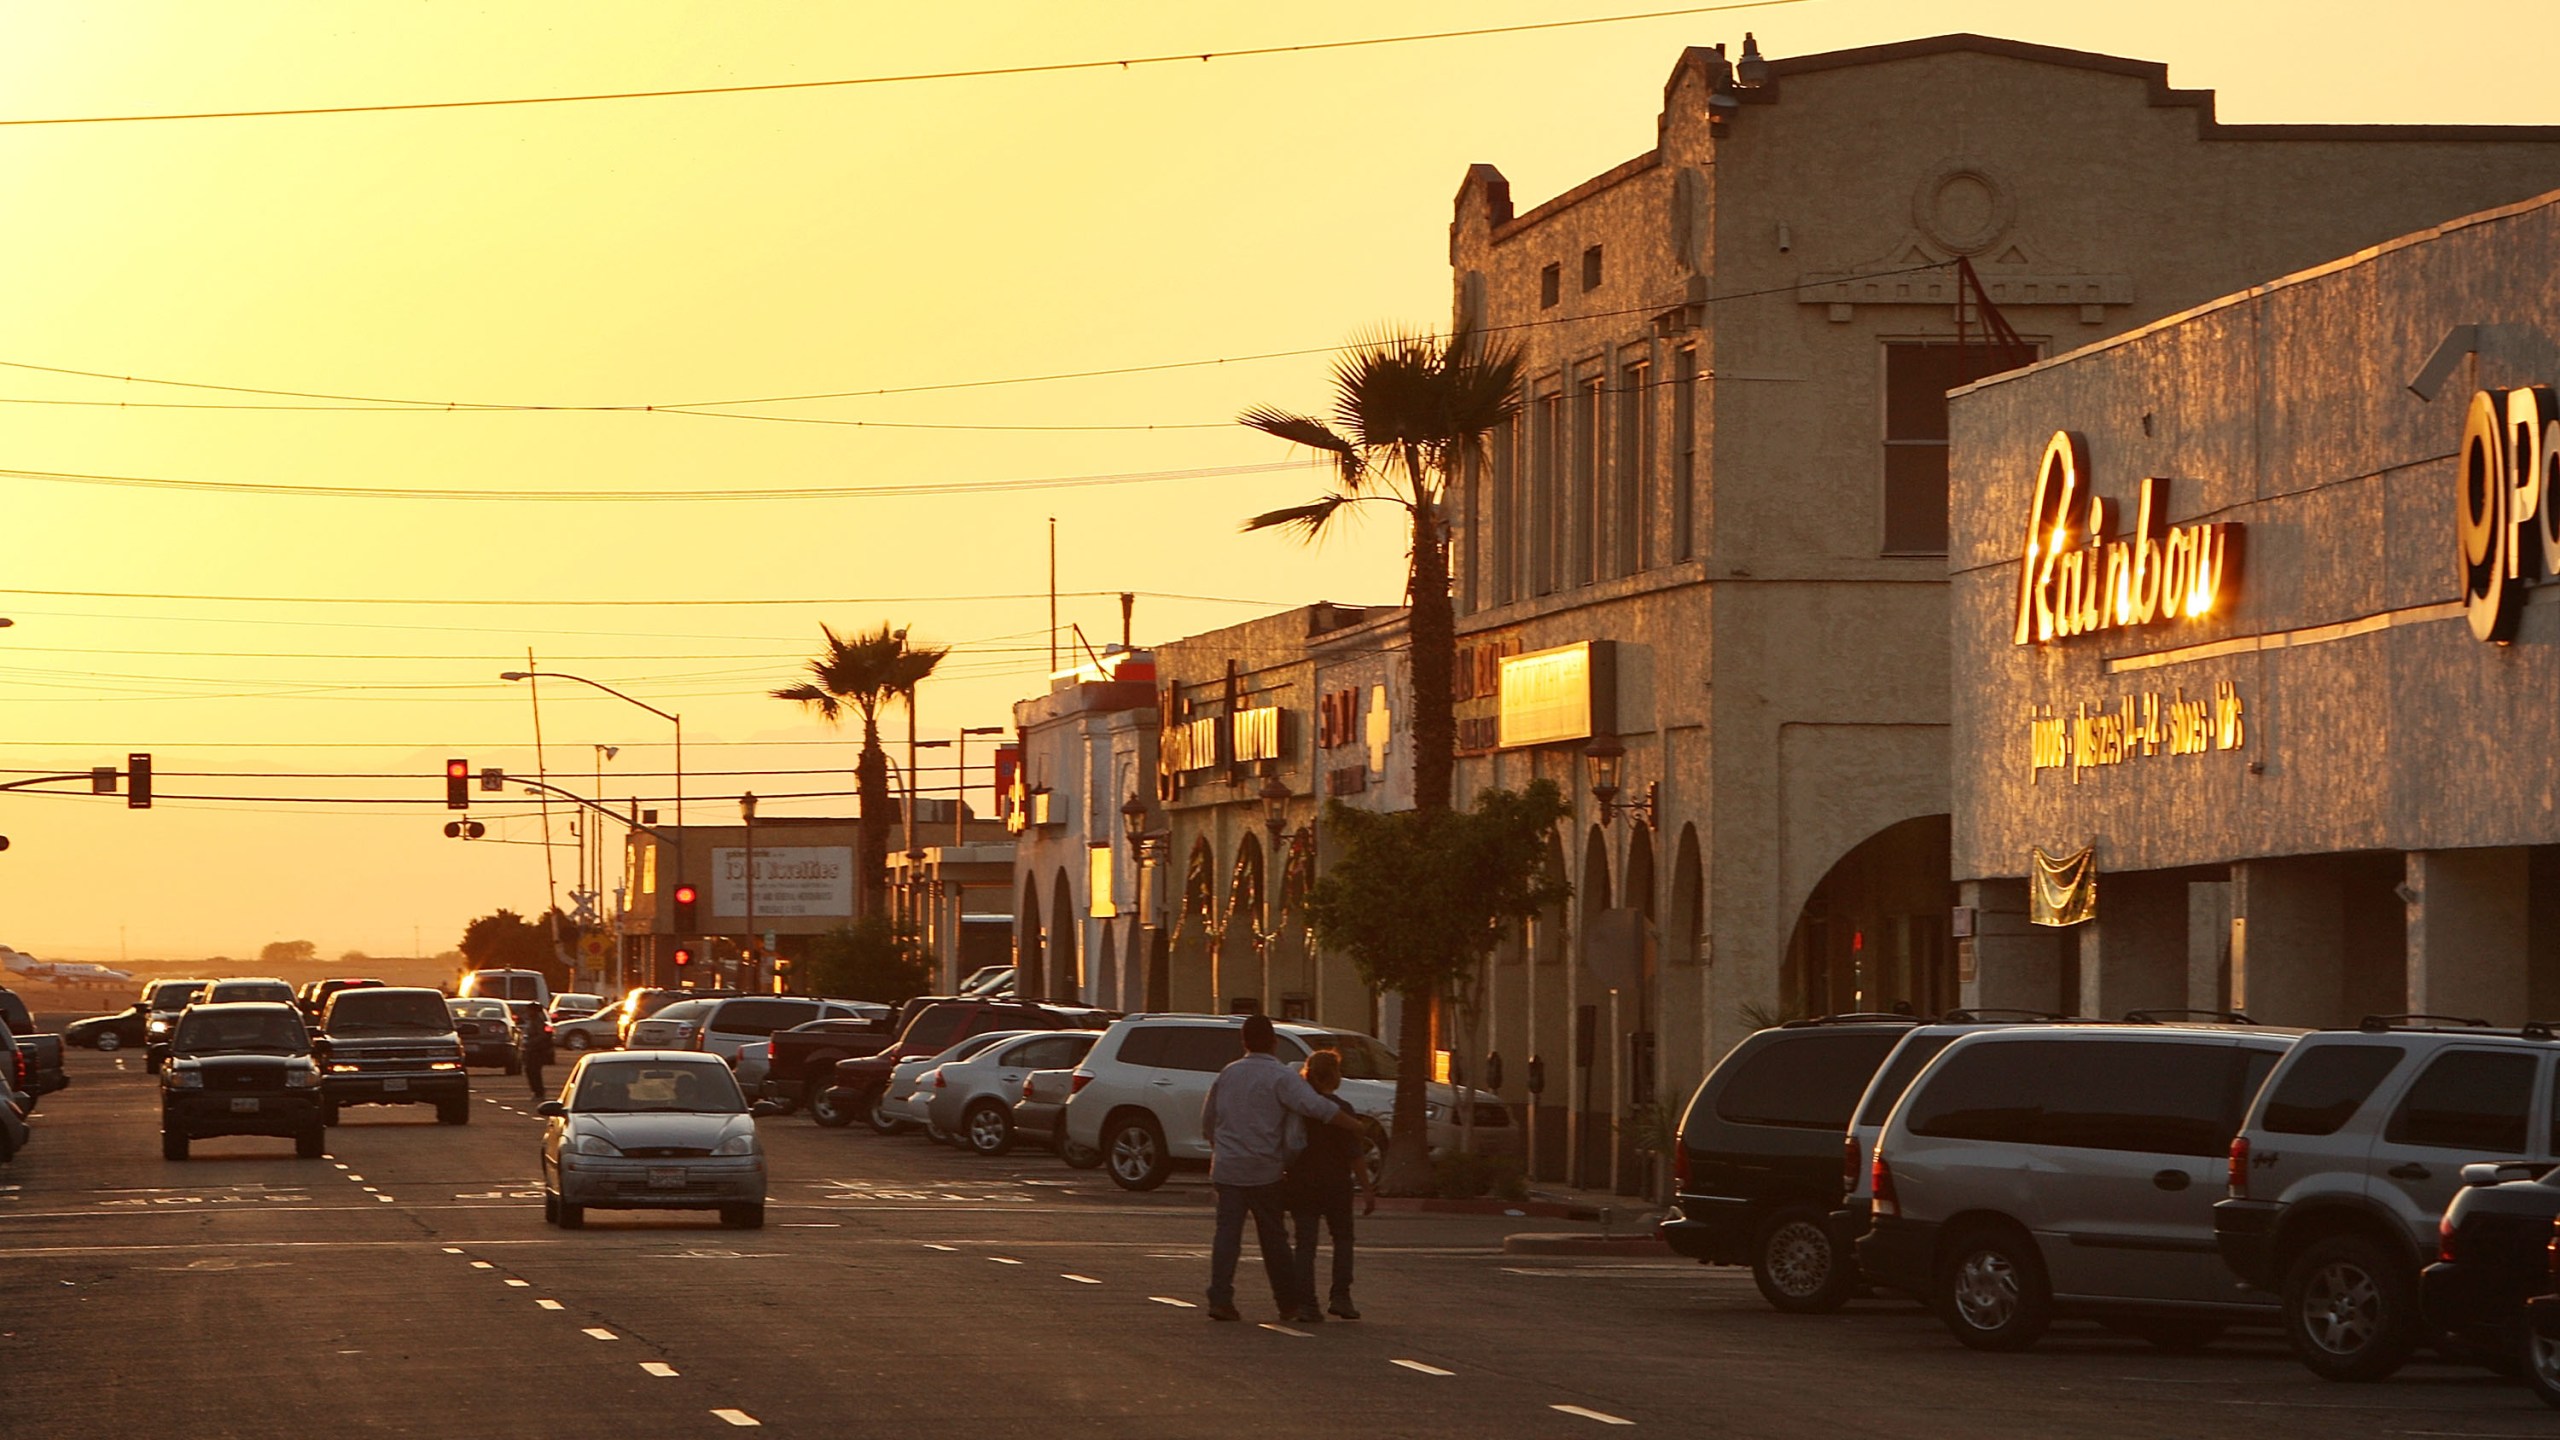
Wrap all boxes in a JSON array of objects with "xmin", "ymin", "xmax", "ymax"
[{"xmin": 1856, "ymin": 1023, "xmax": 2300, "ymax": 1352}]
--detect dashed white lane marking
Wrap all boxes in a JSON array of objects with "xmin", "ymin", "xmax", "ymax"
[
  {"xmin": 1552, "ymin": 1405, "xmax": 1633, "ymax": 1426},
  {"xmin": 1149, "ymin": 1296, "xmax": 1197, "ymax": 1308},
  {"xmin": 440, "ymin": 1247, "xmax": 463, "ymax": 1254},
  {"xmin": 374, "ymin": 1195, "xmax": 395, "ymax": 1203},
  {"xmin": 345, "ymin": 1175, "xmax": 364, "ymax": 1182},
  {"xmin": 988, "ymin": 1256, "xmax": 1022, "ymax": 1265},
  {"xmin": 922, "ymin": 1243, "xmax": 958, "ymax": 1252},
  {"xmin": 1261, "ymin": 1324, "xmax": 1312, "ymax": 1338},
  {"xmin": 1392, "ymin": 1360, "xmax": 1455, "ymax": 1376},
  {"xmin": 536, "ymin": 1300, "xmax": 564, "ymax": 1310},
  {"xmin": 583, "ymin": 1327, "xmax": 618, "ymax": 1341},
  {"xmin": 334, "ymin": 1164, "xmax": 350, "ymax": 1170},
  {"xmin": 781, "ymin": 1222, "xmax": 840, "ymax": 1228},
  {"xmin": 641, "ymin": 1362, "xmax": 678, "ymax": 1377},
  {"xmin": 470, "ymin": 1261, "xmax": 494, "ymax": 1269},
  {"xmin": 504, "ymin": 1279, "xmax": 529, "ymax": 1287},
  {"xmin": 711, "ymin": 1410, "xmax": 761, "ymax": 1428},
  {"xmin": 1061, "ymin": 1273, "xmax": 1101, "ymax": 1284}
]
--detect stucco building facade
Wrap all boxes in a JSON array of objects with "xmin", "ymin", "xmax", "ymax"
[
  {"xmin": 1950, "ymin": 185, "xmax": 2560, "ymax": 1026},
  {"xmin": 1443, "ymin": 33, "xmax": 2560, "ymax": 1186}
]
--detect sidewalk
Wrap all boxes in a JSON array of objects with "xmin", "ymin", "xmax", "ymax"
[{"xmin": 1493, "ymin": 1177, "xmax": 1677, "ymax": 1257}]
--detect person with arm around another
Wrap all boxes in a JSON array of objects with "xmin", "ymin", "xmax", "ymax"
[{"xmin": 1198, "ymin": 1012, "xmax": 1364, "ymax": 1323}]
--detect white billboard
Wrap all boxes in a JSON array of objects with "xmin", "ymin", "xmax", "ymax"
[{"xmin": 710, "ymin": 846, "xmax": 854, "ymax": 920}]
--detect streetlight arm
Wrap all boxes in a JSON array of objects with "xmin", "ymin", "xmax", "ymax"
[{"xmin": 501, "ymin": 670, "xmax": 679, "ymax": 727}]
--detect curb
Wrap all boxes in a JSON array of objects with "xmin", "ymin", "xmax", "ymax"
[{"xmin": 1500, "ymin": 1232, "xmax": 1676, "ymax": 1257}]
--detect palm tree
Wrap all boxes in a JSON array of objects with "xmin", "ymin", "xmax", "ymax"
[
  {"xmin": 1241, "ymin": 324, "xmax": 1522, "ymax": 1193},
  {"xmin": 1241, "ymin": 325, "xmax": 1522, "ymax": 815},
  {"xmin": 773, "ymin": 623, "xmax": 949, "ymax": 921}
]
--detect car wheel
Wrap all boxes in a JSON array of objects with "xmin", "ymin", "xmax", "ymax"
[
  {"xmin": 1937, "ymin": 1224, "xmax": 2052, "ymax": 1352},
  {"xmin": 558, "ymin": 1200, "xmax": 585, "ymax": 1229},
  {"xmin": 1104, "ymin": 1114, "xmax": 1169, "ymax": 1192},
  {"xmin": 808, "ymin": 1085, "xmax": 854, "ymax": 1128},
  {"xmin": 295, "ymin": 1128, "xmax": 324, "ymax": 1159},
  {"xmin": 543, "ymin": 1191, "xmax": 559, "ymax": 1226},
  {"xmin": 2526, "ymin": 1328, "xmax": 2560, "ymax": 1409},
  {"xmin": 964, "ymin": 1101, "xmax": 1015, "ymax": 1157},
  {"xmin": 562, "ymin": 1032, "xmax": 591, "ymax": 1052},
  {"xmin": 1752, "ymin": 1205, "xmax": 1857, "ymax": 1314},
  {"xmin": 161, "ymin": 1130, "xmax": 189, "ymax": 1162},
  {"xmin": 437, "ymin": 1098, "xmax": 470, "ymax": 1126},
  {"xmin": 1057, "ymin": 1132, "xmax": 1104, "ymax": 1169},
  {"xmin": 94, "ymin": 1033, "xmax": 122, "ymax": 1052},
  {"xmin": 720, "ymin": 1203, "xmax": 766, "ymax": 1230},
  {"xmin": 2283, "ymin": 1234, "xmax": 2421, "ymax": 1382},
  {"xmin": 2103, "ymin": 1316, "xmax": 2228, "ymax": 1353},
  {"xmin": 865, "ymin": 1091, "xmax": 913, "ymax": 1136}
]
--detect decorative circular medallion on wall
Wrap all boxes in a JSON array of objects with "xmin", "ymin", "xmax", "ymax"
[{"xmin": 1912, "ymin": 165, "xmax": 2014, "ymax": 256}]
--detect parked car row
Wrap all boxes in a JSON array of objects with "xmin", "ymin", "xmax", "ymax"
[{"xmin": 1661, "ymin": 1009, "xmax": 2560, "ymax": 1405}]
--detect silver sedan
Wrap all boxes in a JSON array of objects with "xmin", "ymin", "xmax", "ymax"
[
  {"xmin": 924, "ymin": 1031, "xmax": 1100, "ymax": 1156},
  {"xmin": 539, "ymin": 1051, "xmax": 779, "ymax": 1229}
]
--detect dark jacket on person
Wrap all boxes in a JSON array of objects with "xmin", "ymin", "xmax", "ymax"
[{"xmin": 1284, "ymin": 1095, "xmax": 1360, "ymax": 1207}]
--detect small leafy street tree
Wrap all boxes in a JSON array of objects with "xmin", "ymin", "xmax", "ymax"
[
  {"xmin": 458, "ymin": 907, "xmax": 581, "ymax": 988},
  {"xmin": 1304, "ymin": 779, "xmax": 1569, "ymax": 1194},
  {"xmin": 258, "ymin": 939, "xmax": 318, "ymax": 968},
  {"xmin": 804, "ymin": 917, "xmax": 932, "ymax": 1003}
]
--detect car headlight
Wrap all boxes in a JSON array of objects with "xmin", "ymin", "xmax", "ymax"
[
  {"xmin": 284, "ymin": 1066, "xmax": 318, "ymax": 1088},
  {"xmin": 326, "ymin": 1062, "xmax": 360, "ymax": 1073},
  {"xmin": 147, "ymin": 1019, "xmax": 171, "ymax": 1036},
  {"xmin": 428, "ymin": 1060, "xmax": 462, "ymax": 1071},
  {"xmin": 713, "ymin": 1133, "xmax": 758, "ymax": 1157},
  {"xmin": 571, "ymin": 1134, "xmax": 623, "ymax": 1157},
  {"xmin": 167, "ymin": 1067, "xmax": 204, "ymax": 1090}
]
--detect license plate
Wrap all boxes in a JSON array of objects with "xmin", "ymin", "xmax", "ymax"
[
  {"xmin": 383, "ymin": 1078, "xmax": 408, "ymax": 1092},
  {"xmin": 229, "ymin": 1097, "xmax": 259, "ymax": 1113},
  {"xmin": 648, "ymin": 1167, "xmax": 685, "ymax": 1189}
]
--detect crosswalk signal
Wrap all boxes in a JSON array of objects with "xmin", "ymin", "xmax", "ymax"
[
  {"xmin": 445, "ymin": 758, "xmax": 470, "ymax": 809},
  {"xmin": 127, "ymin": 753, "xmax": 152, "ymax": 810},
  {"xmin": 671, "ymin": 883, "xmax": 699, "ymax": 932}
]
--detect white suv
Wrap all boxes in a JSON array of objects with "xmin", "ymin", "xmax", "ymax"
[{"xmin": 1059, "ymin": 1014, "xmax": 1513, "ymax": 1191}]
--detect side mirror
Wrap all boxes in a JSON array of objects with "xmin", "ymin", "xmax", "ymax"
[
  {"xmin": 749, "ymin": 1100, "xmax": 784, "ymax": 1118},
  {"xmin": 536, "ymin": 1100, "xmax": 566, "ymax": 1118}
]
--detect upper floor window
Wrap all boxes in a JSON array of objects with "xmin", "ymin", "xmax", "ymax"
[
  {"xmin": 1582, "ymin": 245, "xmax": 1604, "ymax": 292},
  {"xmin": 1539, "ymin": 263, "xmax": 1561, "ymax": 309},
  {"xmin": 1881, "ymin": 340, "xmax": 2038, "ymax": 556}
]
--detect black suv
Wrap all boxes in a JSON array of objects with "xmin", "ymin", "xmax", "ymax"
[
  {"xmin": 1660, "ymin": 1014, "xmax": 1919, "ymax": 1311},
  {"xmin": 159, "ymin": 1002, "xmax": 325, "ymax": 1159}
]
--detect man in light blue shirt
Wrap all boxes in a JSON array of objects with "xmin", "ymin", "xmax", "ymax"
[{"xmin": 1199, "ymin": 1012, "xmax": 1365, "ymax": 1321}]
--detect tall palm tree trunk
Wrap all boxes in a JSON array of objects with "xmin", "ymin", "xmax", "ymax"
[
  {"xmin": 855, "ymin": 722, "xmax": 889, "ymax": 922},
  {"xmin": 1407, "ymin": 497, "xmax": 1457, "ymax": 818}
]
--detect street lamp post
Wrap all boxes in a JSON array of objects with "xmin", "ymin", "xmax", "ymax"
[
  {"xmin": 740, "ymin": 792, "xmax": 758, "ymax": 993},
  {"xmin": 503, "ymin": 669, "xmax": 683, "ymax": 982}
]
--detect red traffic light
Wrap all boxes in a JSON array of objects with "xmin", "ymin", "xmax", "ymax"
[
  {"xmin": 444, "ymin": 758, "xmax": 470, "ymax": 810},
  {"xmin": 672, "ymin": 947, "xmax": 693, "ymax": 968},
  {"xmin": 671, "ymin": 883, "xmax": 699, "ymax": 932}
]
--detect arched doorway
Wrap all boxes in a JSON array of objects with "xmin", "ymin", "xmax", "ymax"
[
  {"xmin": 1017, "ymin": 873, "xmax": 1045, "ymax": 999},
  {"xmin": 1219, "ymin": 834, "xmax": 1266, "ymax": 1013},
  {"xmin": 1096, "ymin": 920, "xmax": 1117, "ymax": 1011},
  {"xmin": 1780, "ymin": 814, "xmax": 1955, "ymax": 1019},
  {"xmin": 1051, "ymin": 870, "xmax": 1080, "ymax": 1002},
  {"xmin": 1169, "ymin": 838, "xmax": 1216, "ymax": 1012}
]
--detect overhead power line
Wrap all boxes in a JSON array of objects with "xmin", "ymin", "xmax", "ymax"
[
  {"xmin": 0, "ymin": 457, "xmax": 1308, "ymax": 503},
  {"xmin": 0, "ymin": 2, "xmax": 1809, "ymax": 127},
  {"xmin": 0, "ymin": 584, "xmax": 1292, "ymax": 609}
]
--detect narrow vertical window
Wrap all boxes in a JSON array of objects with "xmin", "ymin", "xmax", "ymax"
[
  {"xmin": 1574, "ymin": 377, "xmax": 1602, "ymax": 585},
  {"xmin": 1582, "ymin": 245, "xmax": 1604, "ymax": 292},
  {"xmin": 1672, "ymin": 349, "xmax": 1698, "ymax": 562},
  {"xmin": 1490, "ymin": 415, "xmax": 1517, "ymax": 607},
  {"xmin": 1618, "ymin": 360, "xmax": 1651, "ymax": 574},
  {"xmin": 1456, "ymin": 447, "xmax": 1479, "ymax": 617},
  {"xmin": 1540, "ymin": 263, "xmax": 1561, "ymax": 309},
  {"xmin": 1532, "ymin": 392, "xmax": 1561, "ymax": 594},
  {"xmin": 1882, "ymin": 341, "xmax": 2037, "ymax": 556}
]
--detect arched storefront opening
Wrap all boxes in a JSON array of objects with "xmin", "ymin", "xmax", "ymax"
[
  {"xmin": 1219, "ymin": 834, "xmax": 1266, "ymax": 1013},
  {"xmin": 1169, "ymin": 838, "xmax": 1216, "ymax": 1013},
  {"xmin": 1096, "ymin": 919, "xmax": 1117, "ymax": 1011},
  {"xmin": 1016, "ymin": 873, "xmax": 1045, "ymax": 1000},
  {"xmin": 1051, "ymin": 870, "xmax": 1080, "ymax": 1002},
  {"xmin": 1670, "ymin": 823, "xmax": 1704, "ymax": 966},
  {"xmin": 1780, "ymin": 814, "xmax": 1955, "ymax": 1020}
]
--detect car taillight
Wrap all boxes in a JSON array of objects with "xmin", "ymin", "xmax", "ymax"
[
  {"xmin": 1022, "ymin": 1078, "xmax": 1037, "ymax": 1101},
  {"xmin": 2442, "ymin": 1210, "xmax": 2465, "ymax": 1265},
  {"xmin": 2227, "ymin": 1136, "xmax": 2250, "ymax": 1199},
  {"xmin": 1871, "ymin": 1155, "xmax": 1899, "ymax": 1218},
  {"xmin": 1069, "ymin": 1072, "xmax": 1092, "ymax": 1095},
  {"xmin": 932, "ymin": 1071, "xmax": 946, "ymax": 1088}
]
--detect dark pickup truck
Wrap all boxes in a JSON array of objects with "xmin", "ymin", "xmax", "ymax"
[
  {"xmin": 315, "ymin": 986, "xmax": 470, "ymax": 1124},
  {"xmin": 763, "ymin": 1009, "xmax": 918, "ymax": 1117},
  {"xmin": 815, "ymin": 998, "xmax": 1097, "ymax": 1132},
  {"xmin": 0, "ymin": 986, "xmax": 68, "ymax": 1105}
]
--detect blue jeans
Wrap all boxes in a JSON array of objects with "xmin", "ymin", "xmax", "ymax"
[{"xmin": 1207, "ymin": 1181, "xmax": 1297, "ymax": 1312}]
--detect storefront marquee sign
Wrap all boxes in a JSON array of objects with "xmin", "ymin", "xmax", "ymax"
[
  {"xmin": 2028, "ymin": 680, "xmax": 2245, "ymax": 783},
  {"xmin": 2459, "ymin": 385, "xmax": 2560, "ymax": 643},
  {"xmin": 2014, "ymin": 431, "xmax": 2243, "ymax": 646}
]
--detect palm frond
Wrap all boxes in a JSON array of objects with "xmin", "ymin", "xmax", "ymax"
[{"xmin": 1242, "ymin": 495, "xmax": 1352, "ymax": 539}]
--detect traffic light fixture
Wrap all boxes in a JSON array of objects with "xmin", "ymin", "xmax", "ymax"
[
  {"xmin": 442, "ymin": 820, "xmax": 487, "ymax": 840},
  {"xmin": 445, "ymin": 758, "xmax": 469, "ymax": 809},
  {"xmin": 671, "ymin": 883, "xmax": 699, "ymax": 933},
  {"xmin": 127, "ymin": 753, "xmax": 152, "ymax": 810}
]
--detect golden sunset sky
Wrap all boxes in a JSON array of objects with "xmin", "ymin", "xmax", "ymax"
[{"xmin": 0, "ymin": 0, "xmax": 2544, "ymax": 962}]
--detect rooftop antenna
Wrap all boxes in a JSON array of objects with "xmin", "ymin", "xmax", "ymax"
[
  {"xmin": 1047, "ymin": 516, "xmax": 1058, "ymax": 674},
  {"xmin": 1120, "ymin": 591, "xmax": 1135, "ymax": 649}
]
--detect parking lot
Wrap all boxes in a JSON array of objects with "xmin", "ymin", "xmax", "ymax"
[{"xmin": 0, "ymin": 1048, "xmax": 2548, "ymax": 1437}]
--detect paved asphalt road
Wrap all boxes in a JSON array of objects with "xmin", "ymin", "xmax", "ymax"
[{"xmin": 2, "ymin": 1045, "xmax": 2553, "ymax": 1437}]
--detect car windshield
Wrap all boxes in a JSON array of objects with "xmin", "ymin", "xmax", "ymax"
[
  {"xmin": 174, "ymin": 1010, "xmax": 308, "ymax": 1056},
  {"xmin": 327, "ymin": 993, "xmax": 457, "ymax": 1035},
  {"xmin": 449, "ymin": 1000, "xmax": 511, "ymax": 1020},
  {"xmin": 1311, "ymin": 1034, "xmax": 1399, "ymax": 1081},
  {"xmin": 936, "ymin": 1031, "xmax": 1020, "ymax": 1064},
  {"xmin": 569, "ymin": 1061, "xmax": 744, "ymax": 1114},
  {"xmin": 210, "ymin": 981, "xmax": 294, "ymax": 1004},
  {"xmin": 148, "ymin": 982, "xmax": 207, "ymax": 1012}
]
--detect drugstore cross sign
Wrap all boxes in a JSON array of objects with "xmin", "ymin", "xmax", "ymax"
[
  {"xmin": 2013, "ymin": 431, "xmax": 2243, "ymax": 647},
  {"xmin": 2459, "ymin": 385, "xmax": 2560, "ymax": 643}
]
